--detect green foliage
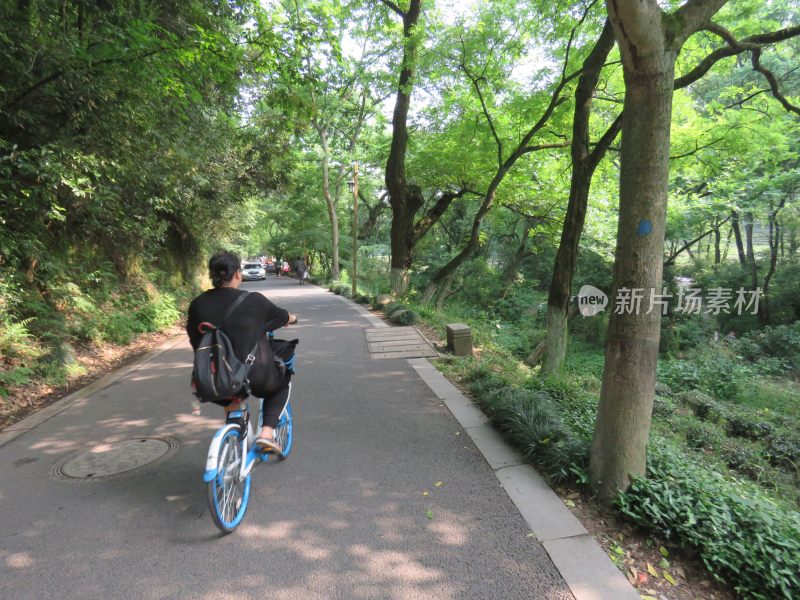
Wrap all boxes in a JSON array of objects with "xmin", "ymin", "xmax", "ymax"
[
  {"xmin": 618, "ymin": 446, "xmax": 800, "ymax": 600},
  {"xmin": 382, "ymin": 302, "xmax": 407, "ymax": 316},
  {"xmin": 658, "ymin": 347, "xmax": 754, "ymax": 402},
  {"xmin": 464, "ymin": 365, "xmax": 589, "ymax": 485},
  {"xmin": 726, "ymin": 413, "xmax": 775, "ymax": 441},
  {"xmin": 765, "ymin": 434, "xmax": 800, "ymax": 472},
  {"xmin": 675, "ymin": 390, "xmax": 722, "ymax": 422},
  {"xmin": 389, "ymin": 309, "xmax": 420, "ymax": 325},
  {"xmin": 720, "ymin": 438, "xmax": 764, "ymax": 476},
  {"xmin": 660, "ymin": 312, "xmax": 719, "ymax": 354},
  {"xmin": 735, "ymin": 322, "xmax": 800, "ymax": 376},
  {"xmin": 684, "ymin": 421, "xmax": 724, "ymax": 451},
  {"xmin": 0, "ymin": 318, "xmax": 40, "ymax": 362},
  {"xmin": 329, "ymin": 283, "xmax": 351, "ymax": 297},
  {"xmin": 0, "ymin": 367, "xmax": 34, "ymax": 398}
]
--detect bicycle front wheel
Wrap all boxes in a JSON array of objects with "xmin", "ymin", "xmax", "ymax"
[
  {"xmin": 207, "ymin": 428, "xmax": 251, "ymax": 533},
  {"xmin": 274, "ymin": 401, "xmax": 293, "ymax": 460}
]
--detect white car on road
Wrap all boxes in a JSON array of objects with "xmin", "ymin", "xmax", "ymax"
[{"xmin": 241, "ymin": 262, "xmax": 266, "ymax": 281}]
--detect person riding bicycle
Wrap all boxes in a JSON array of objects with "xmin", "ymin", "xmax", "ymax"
[{"xmin": 187, "ymin": 251, "xmax": 297, "ymax": 453}]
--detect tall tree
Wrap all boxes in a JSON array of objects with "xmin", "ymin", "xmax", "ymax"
[
  {"xmin": 541, "ymin": 20, "xmax": 621, "ymax": 373},
  {"xmin": 590, "ymin": 0, "xmax": 729, "ymax": 501},
  {"xmin": 381, "ymin": 0, "xmax": 425, "ymax": 294}
]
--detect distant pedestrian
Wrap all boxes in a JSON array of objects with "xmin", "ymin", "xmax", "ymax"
[{"xmin": 295, "ymin": 256, "xmax": 307, "ymax": 284}]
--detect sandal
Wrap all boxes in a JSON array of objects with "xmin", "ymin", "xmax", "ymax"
[{"xmin": 255, "ymin": 436, "xmax": 282, "ymax": 454}]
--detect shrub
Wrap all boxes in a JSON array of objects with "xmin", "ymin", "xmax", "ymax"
[
  {"xmin": 765, "ymin": 434, "xmax": 800, "ymax": 472},
  {"xmin": 660, "ymin": 311, "xmax": 718, "ymax": 354},
  {"xmin": 736, "ymin": 322, "xmax": 800, "ymax": 375},
  {"xmin": 0, "ymin": 367, "xmax": 34, "ymax": 397},
  {"xmin": 674, "ymin": 390, "xmax": 721, "ymax": 422},
  {"xmin": 330, "ymin": 284, "xmax": 351, "ymax": 296},
  {"xmin": 0, "ymin": 318, "xmax": 41, "ymax": 362},
  {"xmin": 652, "ymin": 394, "xmax": 676, "ymax": 418},
  {"xmin": 618, "ymin": 446, "xmax": 800, "ymax": 600},
  {"xmin": 685, "ymin": 421, "xmax": 723, "ymax": 451},
  {"xmin": 135, "ymin": 293, "xmax": 180, "ymax": 331},
  {"xmin": 104, "ymin": 313, "xmax": 137, "ymax": 345},
  {"xmin": 726, "ymin": 413, "xmax": 774, "ymax": 441},
  {"xmin": 467, "ymin": 367, "xmax": 589, "ymax": 485},
  {"xmin": 720, "ymin": 439, "xmax": 763, "ymax": 475},
  {"xmin": 654, "ymin": 380, "xmax": 673, "ymax": 398},
  {"xmin": 382, "ymin": 302, "xmax": 407, "ymax": 316},
  {"xmin": 389, "ymin": 309, "xmax": 420, "ymax": 325},
  {"xmin": 355, "ymin": 294, "xmax": 371, "ymax": 304},
  {"xmin": 659, "ymin": 350, "xmax": 754, "ymax": 402}
]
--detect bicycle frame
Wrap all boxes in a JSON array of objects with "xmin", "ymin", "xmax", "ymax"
[{"xmin": 203, "ymin": 384, "xmax": 292, "ymax": 483}]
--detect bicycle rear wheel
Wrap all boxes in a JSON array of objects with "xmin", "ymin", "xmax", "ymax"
[
  {"xmin": 274, "ymin": 401, "xmax": 293, "ymax": 460},
  {"xmin": 207, "ymin": 428, "xmax": 251, "ymax": 533}
]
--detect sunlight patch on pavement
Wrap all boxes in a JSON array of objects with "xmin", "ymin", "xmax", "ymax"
[
  {"xmin": 348, "ymin": 544, "xmax": 444, "ymax": 583},
  {"xmin": 6, "ymin": 552, "xmax": 35, "ymax": 568}
]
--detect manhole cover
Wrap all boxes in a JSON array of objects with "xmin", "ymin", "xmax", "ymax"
[{"xmin": 53, "ymin": 437, "xmax": 178, "ymax": 481}]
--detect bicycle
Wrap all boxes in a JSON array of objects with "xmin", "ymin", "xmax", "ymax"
[{"xmin": 203, "ymin": 338, "xmax": 296, "ymax": 534}]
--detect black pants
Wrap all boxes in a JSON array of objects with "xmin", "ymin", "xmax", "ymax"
[
  {"xmin": 261, "ymin": 382, "xmax": 290, "ymax": 428},
  {"xmin": 210, "ymin": 377, "xmax": 288, "ymax": 428}
]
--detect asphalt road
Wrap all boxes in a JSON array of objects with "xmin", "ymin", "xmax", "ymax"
[{"xmin": 0, "ymin": 277, "xmax": 574, "ymax": 600}]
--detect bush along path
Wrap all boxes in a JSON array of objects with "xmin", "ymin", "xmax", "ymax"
[
  {"xmin": 0, "ymin": 278, "xmax": 194, "ymax": 429},
  {"xmin": 327, "ymin": 282, "xmax": 800, "ymax": 600}
]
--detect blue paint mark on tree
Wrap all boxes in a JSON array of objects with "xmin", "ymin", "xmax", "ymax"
[{"xmin": 636, "ymin": 219, "xmax": 652, "ymax": 236}]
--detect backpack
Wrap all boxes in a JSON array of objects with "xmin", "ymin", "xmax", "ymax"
[{"xmin": 192, "ymin": 292, "xmax": 259, "ymax": 403}]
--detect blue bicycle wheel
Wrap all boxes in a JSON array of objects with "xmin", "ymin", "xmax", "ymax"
[
  {"xmin": 207, "ymin": 427, "xmax": 251, "ymax": 533},
  {"xmin": 274, "ymin": 401, "xmax": 293, "ymax": 460}
]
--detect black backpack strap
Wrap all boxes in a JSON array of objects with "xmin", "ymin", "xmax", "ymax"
[
  {"xmin": 244, "ymin": 339, "xmax": 260, "ymax": 366},
  {"xmin": 221, "ymin": 291, "xmax": 249, "ymax": 327},
  {"xmin": 222, "ymin": 291, "xmax": 260, "ymax": 366}
]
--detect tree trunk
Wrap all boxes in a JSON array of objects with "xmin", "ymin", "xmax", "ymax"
[
  {"xmin": 591, "ymin": 0, "xmax": 730, "ymax": 502},
  {"xmin": 384, "ymin": 0, "xmax": 423, "ymax": 295},
  {"xmin": 500, "ymin": 225, "xmax": 532, "ymax": 298},
  {"xmin": 731, "ymin": 210, "xmax": 746, "ymax": 265},
  {"xmin": 542, "ymin": 21, "xmax": 618, "ymax": 374},
  {"xmin": 722, "ymin": 225, "xmax": 733, "ymax": 261},
  {"xmin": 590, "ymin": 0, "xmax": 728, "ymax": 503},
  {"xmin": 591, "ymin": 53, "xmax": 676, "ymax": 500},
  {"xmin": 713, "ymin": 221, "xmax": 721, "ymax": 264},
  {"xmin": 762, "ymin": 198, "xmax": 787, "ymax": 325},
  {"xmin": 435, "ymin": 273, "xmax": 456, "ymax": 311},
  {"xmin": 745, "ymin": 211, "xmax": 759, "ymax": 291},
  {"xmin": 318, "ymin": 127, "xmax": 340, "ymax": 280}
]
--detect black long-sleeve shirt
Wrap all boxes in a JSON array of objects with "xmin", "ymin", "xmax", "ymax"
[{"xmin": 186, "ymin": 288, "xmax": 289, "ymax": 362}]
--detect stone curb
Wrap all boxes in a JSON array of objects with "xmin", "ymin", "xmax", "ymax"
[
  {"xmin": 0, "ymin": 334, "xmax": 186, "ymax": 449},
  {"xmin": 406, "ymin": 357, "xmax": 640, "ymax": 600}
]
